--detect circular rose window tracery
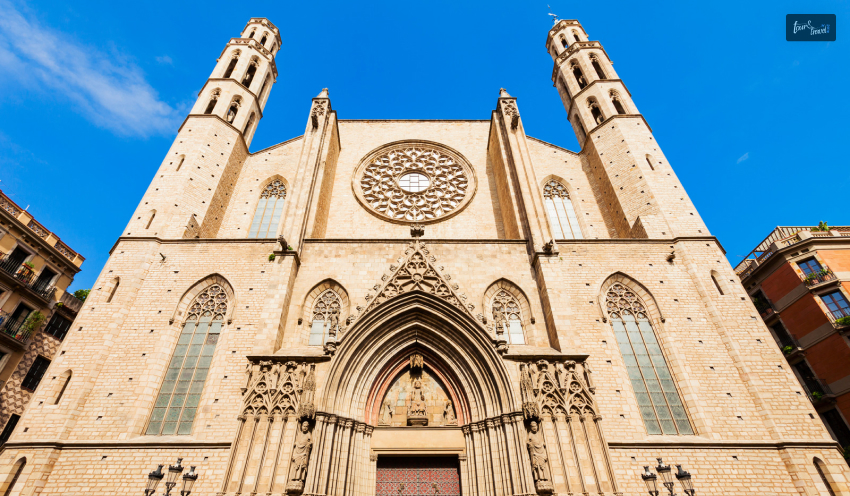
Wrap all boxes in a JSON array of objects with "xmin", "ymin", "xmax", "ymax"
[{"xmin": 353, "ymin": 141, "xmax": 477, "ymax": 224}]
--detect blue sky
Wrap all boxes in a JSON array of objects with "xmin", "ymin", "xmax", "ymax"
[{"xmin": 0, "ymin": 0, "xmax": 847, "ymax": 291}]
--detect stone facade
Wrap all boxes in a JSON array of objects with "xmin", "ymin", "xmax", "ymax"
[{"xmin": 1, "ymin": 17, "xmax": 848, "ymax": 496}]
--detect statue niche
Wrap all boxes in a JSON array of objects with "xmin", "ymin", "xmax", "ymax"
[{"xmin": 377, "ymin": 365, "xmax": 455, "ymax": 427}]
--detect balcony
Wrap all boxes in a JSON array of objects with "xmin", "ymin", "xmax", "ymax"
[
  {"xmin": 752, "ymin": 297, "xmax": 778, "ymax": 322},
  {"xmin": 0, "ymin": 254, "xmax": 56, "ymax": 302},
  {"xmin": 803, "ymin": 267, "xmax": 839, "ymax": 288},
  {"xmin": 0, "ymin": 310, "xmax": 34, "ymax": 347},
  {"xmin": 803, "ymin": 380, "xmax": 837, "ymax": 409},
  {"xmin": 778, "ymin": 336, "xmax": 805, "ymax": 363}
]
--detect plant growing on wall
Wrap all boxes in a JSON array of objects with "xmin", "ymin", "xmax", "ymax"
[
  {"xmin": 22, "ymin": 311, "xmax": 46, "ymax": 333},
  {"xmin": 268, "ymin": 253, "xmax": 276, "ymax": 261},
  {"xmin": 782, "ymin": 346, "xmax": 793, "ymax": 355},
  {"xmin": 73, "ymin": 289, "xmax": 90, "ymax": 302},
  {"xmin": 811, "ymin": 221, "xmax": 830, "ymax": 232}
]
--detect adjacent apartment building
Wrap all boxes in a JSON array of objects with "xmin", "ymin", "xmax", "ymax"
[
  {"xmin": 737, "ymin": 225, "xmax": 850, "ymax": 451},
  {"xmin": 0, "ymin": 189, "xmax": 85, "ymax": 444}
]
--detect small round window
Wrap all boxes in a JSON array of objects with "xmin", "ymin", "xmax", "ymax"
[{"xmin": 398, "ymin": 172, "xmax": 430, "ymax": 193}]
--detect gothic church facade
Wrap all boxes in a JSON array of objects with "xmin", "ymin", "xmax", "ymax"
[{"xmin": 1, "ymin": 17, "xmax": 848, "ymax": 496}]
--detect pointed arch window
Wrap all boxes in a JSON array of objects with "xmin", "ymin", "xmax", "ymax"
[
  {"xmin": 610, "ymin": 91, "xmax": 626, "ymax": 115},
  {"xmin": 492, "ymin": 290, "xmax": 524, "ymax": 344},
  {"xmin": 248, "ymin": 180, "xmax": 286, "ymax": 238},
  {"xmin": 560, "ymin": 34, "xmax": 568, "ymax": 48},
  {"xmin": 814, "ymin": 458, "xmax": 837, "ymax": 496},
  {"xmin": 260, "ymin": 33, "xmax": 269, "ymax": 46},
  {"xmin": 243, "ymin": 113, "xmax": 256, "ymax": 135},
  {"xmin": 223, "ymin": 51, "xmax": 239, "ymax": 79},
  {"xmin": 258, "ymin": 74, "xmax": 271, "ymax": 102},
  {"xmin": 543, "ymin": 180, "xmax": 583, "ymax": 239},
  {"xmin": 590, "ymin": 54, "xmax": 606, "ymax": 79},
  {"xmin": 606, "ymin": 283, "xmax": 693, "ymax": 435},
  {"xmin": 242, "ymin": 58, "xmax": 258, "ymax": 88},
  {"xmin": 588, "ymin": 99, "xmax": 604, "ymax": 125},
  {"xmin": 146, "ymin": 284, "xmax": 227, "ymax": 436},
  {"xmin": 571, "ymin": 61, "xmax": 587, "ymax": 89},
  {"xmin": 203, "ymin": 90, "xmax": 220, "ymax": 115},
  {"xmin": 308, "ymin": 290, "xmax": 341, "ymax": 346},
  {"xmin": 226, "ymin": 98, "xmax": 241, "ymax": 124}
]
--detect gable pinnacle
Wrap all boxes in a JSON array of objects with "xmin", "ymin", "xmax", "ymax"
[
  {"xmin": 315, "ymin": 88, "xmax": 329, "ymax": 99},
  {"xmin": 499, "ymin": 88, "xmax": 512, "ymax": 98}
]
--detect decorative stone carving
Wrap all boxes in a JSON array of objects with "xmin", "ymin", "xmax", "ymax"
[
  {"xmin": 407, "ymin": 379, "xmax": 428, "ymax": 426},
  {"xmin": 443, "ymin": 400, "xmax": 457, "ymax": 425},
  {"xmin": 410, "ymin": 223, "xmax": 425, "ymax": 238},
  {"xmin": 261, "ymin": 179, "xmax": 286, "ymax": 200},
  {"xmin": 379, "ymin": 368, "xmax": 455, "ymax": 427},
  {"xmin": 526, "ymin": 420, "xmax": 554, "ymax": 494},
  {"xmin": 379, "ymin": 398, "xmax": 394, "ymax": 426},
  {"xmin": 410, "ymin": 353, "xmax": 424, "ymax": 372},
  {"xmin": 353, "ymin": 141, "xmax": 476, "ymax": 224},
  {"xmin": 286, "ymin": 419, "xmax": 313, "ymax": 495},
  {"xmin": 298, "ymin": 364, "xmax": 317, "ymax": 420},
  {"xmin": 240, "ymin": 360, "xmax": 315, "ymax": 418}
]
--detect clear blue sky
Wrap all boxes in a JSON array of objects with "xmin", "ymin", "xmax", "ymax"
[{"xmin": 0, "ymin": 0, "xmax": 847, "ymax": 291}]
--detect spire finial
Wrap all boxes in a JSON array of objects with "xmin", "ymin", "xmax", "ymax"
[
  {"xmin": 547, "ymin": 5, "xmax": 560, "ymax": 25},
  {"xmin": 316, "ymin": 88, "xmax": 329, "ymax": 99},
  {"xmin": 499, "ymin": 88, "xmax": 512, "ymax": 98}
]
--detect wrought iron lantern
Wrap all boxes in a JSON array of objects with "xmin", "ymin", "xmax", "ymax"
[
  {"xmin": 145, "ymin": 465, "xmax": 164, "ymax": 496},
  {"xmin": 655, "ymin": 458, "xmax": 675, "ymax": 495},
  {"xmin": 181, "ymin": 466, "xmax": 198, "ymax": 496},
  {"xmin": 641, "ymin": 459, "xmax": 695, "ymax": 496},
  {"xmin": 641, "ymin": 465, "xmax": 660, "ymax": 496},
  {"xmin": 144, "ymin": 459, "xmax": 198, "ymax": 496},
  {"xmin": 164, "ymin": 458, "xmax": 184, "ymax": 495},
  {"xmin": 675, "ymin": 465, "xmax": 695, "ymax": 496}
]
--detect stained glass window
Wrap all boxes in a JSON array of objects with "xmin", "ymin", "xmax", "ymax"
[
  {"xmin": 309, "ymin": 290, "xmax": 341, "ymax": 346},
  {"xmin": 492, "ymin": 289, "xmax": 525, "ymax": 344},
  {"xmin": 146, "ymin": 284, "xmax": 227, "ymax": 436},
  {"xmin": 543, "ymin": 180, "xmax": 582, "ymax": 240},
  {"xmin": 248, "ymin": 180, "xmax": 286, "ymax": 238},
  {"xmin": 606, "ymin": 283, "xmax": 693, "ymax": 435}
]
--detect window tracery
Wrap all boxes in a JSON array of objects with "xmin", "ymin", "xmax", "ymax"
[
  {"xmin": 543, "ymin": 180, "xmax": 582, "ymax": 239},
  {"xmin": 605, "ymin": 283, "xmax": 693, "ymax": 435},
  {"xmin": 309, "ymin": 290, "xmax": 341, "ymax": 346},
  {"xmin": 248, "ymin": 179, "xmax": 286, "ymax": 238},
  {"xmin": 147, "ymin": 284, "xmax": 227, "ymax": 436},
  {"xmin": 491, "ymin": 290, "xmax": 524, "ymax": 344},
  {"xmin": 355, "ymin": 142, "xmax": 475, "ymax": 224}
]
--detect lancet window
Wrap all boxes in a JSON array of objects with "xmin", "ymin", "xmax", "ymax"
[
  {"xmin": 223, "ymin": 50, "xmax": 239, "ymax": 79},
  {"xmin": 146, "ymin": 284, "xmax": 227, "ymax": 436},
  {"xmin": 543, "ymin": 180, "xmax": 582, "ymax": 239},
  {"xmin": 308, "ymin": 290, "xmax": 341, "ymax": 346},
  {"xmin": 248, "ymin": 179, "xmax": 286, "ymax": 238},
  {"xmin": 492, "ymin": 290, "xmax": 524, "ymax": 344},
  {"xmin": 606, "ymin": 283, "xmax": 693, "ymax": 435}
]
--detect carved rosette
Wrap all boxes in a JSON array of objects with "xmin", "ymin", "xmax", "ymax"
[{"xmin": 352, "ymin": 140, "xmax": 477, "ymax": 224}]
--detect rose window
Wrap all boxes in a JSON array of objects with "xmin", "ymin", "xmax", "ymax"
[{"xmin": 353, "ymin": 141, "xmax": 476, "ymax": 224}]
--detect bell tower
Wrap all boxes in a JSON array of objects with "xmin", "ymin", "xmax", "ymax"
[
  {"xmin": 124, "ymin": 18, "xmax": 280, "ymax": 239},
  {"xmin": 546, "ymin": 20, "xmax": 708, "ymax": 238}
]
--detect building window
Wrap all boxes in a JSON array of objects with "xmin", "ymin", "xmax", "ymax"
[
  {"xmin": 145, "ymin": 210, "xmax": 156, "ymax": 229},
  {"xmin": 243, "ymin": 113, "xmax": 256, "ymax": 135},
  {"xmin": 259, "ymin": 75, "xmax": 271, "ymax": 101},
  {"xmin": 44, "ymin": 314, "xmax": 71, "ymax": 340},
  {"xmin": 21, "ymin": 355, "xmax": 51, "ymax": 391},
  {"xmin": 175, "ymin": 155, "xmax": 185, "ymax": 171},
  {"xmin": 203, "ymin": 90, "xmax": 220, "ymax": 115},
  {"xmin": 226, "ymin": 98, "xmax": 241, "ymax": 124},
  {"xmin": 309, "ymin": 290, "xmax": 341, "ymax": 346},
  {"xmin": 248, "ymin": 180, "xmax": 286, "ymax": 238},
  {"xmin": 711, "ymin": 273, "xmax": 724, "ymax": 295},
  {"xmin": 242, "ymin": 58, "xmax": 258, "ymax": 88},
  {"xmin": 814, "ymin": 457, "xmax": 838, "ymax": 496},
  {"xmin": 560, "ymin": 34, "xmax": 568, "ymax": 48},
  {"xmin": 798, "ymin": 258, "xmax": 823, "ymax": 277},
  {"xmin": 260, "ymin": 32, "xmax": 269, "ymax": 46},
  {"xmin": 572, "ymin": 29, "xmax": 582, "ymax": 42},
  {"xmin": 223, "ymin": 51, "xmax": 239, "ymax": 78},
  {"xmin": 588, "ymin": 99, "xmax": 604, "ymax": 125},
  {"xmin": 571, "ymin": 61, "xmax": 587, "ymax": 89},
  {"xmin": 606, "ymin": 283, "xmax": 693, "ymax": 435},
  {"xmin": 0, "ymin": 414, "xmax": 19, "ymax": 444},
  {"xmin": 54, "ymin": 369, "xmax": 72, "ymax": 404},
  {"xmin": 821, "ymin": 291, "xmax": 850, "ymax": 320},
  {"xmin": 491, "ymin": 290, "xmax": 525, "ymax": 344},
  {"xmin": 107, "ymin": 277, "xmax": 119, "ymax": 303},
  {"xmin": 610, "ymin": 90, "xmax": 626, "ymax": 115},
  {"xmin": 2, "ymin": 456, "xmax": 25, "ymax": 495},
  {"xmin": 146, "ymin": 284, "xmax": 227, "ymax": 436},
  {"xmin": 590, "ymin": 54, "xmax": 606, "ymax": 79},
  {"xmin": 645, "ymin": 154, "xmax": 656, "ymax": 171},
  {"xmin": 543, "ymin": 180, "xmax": 583, "ymax": 239},
  {"xmin": 820, "ymin": 408, "xmax": 850, "ymax": 448}
]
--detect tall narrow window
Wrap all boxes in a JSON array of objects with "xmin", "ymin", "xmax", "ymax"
[
  {"xmin": 573, "ymin": 116, "xmax": 586, "ymax": 142},
  {"xmin": 590, "ymin": 55, "xmax": 606, "ymax": 79},
  {"xmin": 54, "ymin": 370, "xmax": 72, "ymax": 404},
  {"xmin": 822, "ymin": 291, "xmax": 850, "ymax": 320},
  {"xmin": 798, "ymin": 257, "xmax": 823, "ymax": 277},
  {"xmin": 175, "ymin": 155, "xmax": 185, "ymax": 171},
  {"xmin": 645, "ymin": 154, "xmax": 656, "ymax": 171},
  {"xmin": 543, "ymin": 180, "xmax": 583, "ymax": 239},
  {"xmin": 243, "ymin": 113, "xmax": 256, "ymax": 135},
  {"xmin": 203, "ymin": 90, "xmax": 219, "ymax": 114},
  {"xmin": 21, "ymin": 355, "xmax": 51, "ymax": 391},
  {"xmin": 2, "ymin": 457, "xmax": 25, "ymax": 496},
  {"xmin": 711, "ymin": 273, "xmax": 724, "ymax": 295},
  {"xmin": 44, "ymin": 313, "xmax": 71, "ymax": 340},
  {"xmin": 814, "ymin": 458, "xmax": 837, "ymax": 496},
  {"xmin": 491, "ymin": 290, "xmax": 525, "ymax": 344},
  {"xmin": 560, "ymin": 34, "xmax": 568, "ymax": 48},
  {"xmin": 146, "ymin": 284, "xmax": 227, "ymax": 436},
  {"xmin": 588, "ymin": 99, "xmax": 604, "ymax": 125},
  {"xmin": 260, "ymin": 33, "xmax": 268, "ymax": 46},
  {"xmin": 145, "ymin": 210, "xmax": 156, "ymax": 229},
  {"xmin": 571, "ymin": 61, "xmax": 587, "ymax": 89},
  {"xmin": 223, "ymin": 51, "xmax": 239, "ymax": 79},
  {"xmin": 258, "ymin": 75, "xmax": 271, "ymax": 102},
  {"xmin": 610, "ymin": 91, "xmax": 626, "ymax": 115},
  {"xmin": 248, "ymin": 29, "xmax": 256, "ymax": 39},
  {"xmin": 309, "ymin": 290, "xmax": 341, "ymax": 346},
  {"xmin": 242, "ymin": 58, "xmax": 258, "ymax": 88},
  {"xmin": 606, "ymin": 283, "xmax": 693, "ymax": 435},
  {"xmin": 0, "ymin": 415, "xmax": 19, "ymax": 444},
  {"xmin": 107, "ymin": 277, "xmax": 119, "ymax": 303},
  {"xmin": 248, "ymin": 180, "xmax": 286, "ymax": 238},
  {"xmin": 226, "ymin": 99, "xmax": 241, "ymax": 124},
  {"xmin": 572, "ymin": 29, "xmax": 582, "ymax": 42}
]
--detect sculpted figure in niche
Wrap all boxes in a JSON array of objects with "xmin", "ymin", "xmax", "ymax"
[
  {"xmin": 286, "ymin": 420, "xmax": 313, "ymax": 494},
  {"xmin": 407, "ymin": 379, "xmax": 428, "ymax": 425},
  {"xmin": 443, "ymin": 400, "xmax": 457, "ymax": 425},
  {"xmin": 527, "ymin": 420, "xmax": 553, "ymax": 494},
  {"xmin": 380, "ymin": 398, "xmax": 394, "ymax": 426}
]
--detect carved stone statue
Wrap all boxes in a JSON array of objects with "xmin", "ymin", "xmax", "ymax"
[
  {"xmin": 443, "ymin": 400, "xmax": 457, "ymax": 425},
  {"xmin": 520, "ymin": 364, "xmax": 539, "ymax": 420},
  {"xmin": 527, "ymin": 420, "xmax": 553, "ymax": 494},
  {"xmin": 407, "ymin": 379, "xmax": 428, "ymax": 426},
  {"xmin": 286, "ymin": 420, "xmax": 313, "ymax": 494},
  {"xmin": 379, "ymin": 398, "xmax": 394, "ymax": 426},
  {"xmin": 410, "ymin": 353, "xmax": 424, "ymax": 372},
  {"xmin": 297, "ymin": 364, "xmax": 316, "ymax": 420}
]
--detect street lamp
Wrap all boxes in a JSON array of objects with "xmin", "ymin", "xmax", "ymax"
[
  {"xmin": 641, "ymin": 465, "xmax": 660, "ymax": 496},
  {"xmin": 655, "ymin": 458, "xmax": 675, "ymax": 496},
  {"xmin": 675, "ymin": 465, "xmax": 695, "ymax": 496},
  {"xmin": 164, "ymin": 458, "xmax": 184, "ymax": 496},
  {"xmin": 181, "ymin": 466, "xmax": 198, "ymax": 496},
  {"xmin": 145, "ymin": 465, "xmax": 164, "ymax": 496}
]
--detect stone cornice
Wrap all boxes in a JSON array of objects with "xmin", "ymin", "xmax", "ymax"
[
  {"xmin": 2, "ymin": 440, "xmax": 232, "ymax": 450},
  {"xmin": 608, "ymin": 440, "xmax": 840, "ymax": 450},
  {"xmin": 563, "ymin": 79, "xmax": 632, "ymax": 116},
  {"xmin": 550, "ymin": 41, "xmax": 614, "ymax": 83},
  {"xmin": 544, "ymin": 19, "xmax": 584, "ymax": 49}
]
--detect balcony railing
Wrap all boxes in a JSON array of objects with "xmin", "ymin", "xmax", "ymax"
[
  {"xmin": 830, "ymin": 307, "xmax": 850, "ymax": 321},
  {"xmin": 803, "ymin": 379, "xmax": 835, "ymax": 405},
  {"xmin": 0, "ymin": 254, "xmax": 56, "ymax": 301},
  {"xmin": 0, "ymin": 311, "xmax": 33, "ymax": 344},
  {"xmin": 803, "ymin": 268, "xmax": 838, "ymax": 287}
]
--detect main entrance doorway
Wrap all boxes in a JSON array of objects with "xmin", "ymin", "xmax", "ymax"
[{"xmin": 376, "ymin": 456, "xmax": 461, "ymax": 495}]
